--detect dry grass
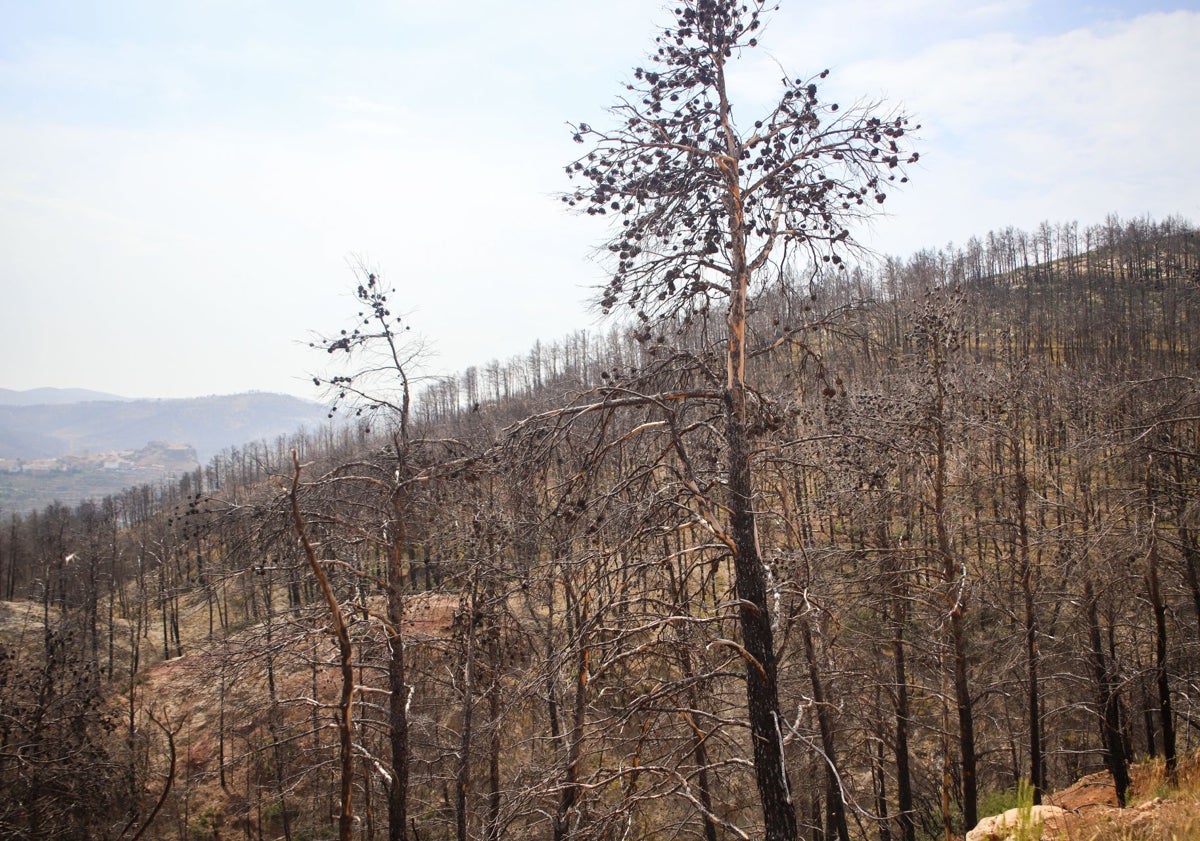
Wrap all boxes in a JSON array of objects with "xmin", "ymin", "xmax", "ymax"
[{"xmin": 1037, "ymin": 754, "xmax": 1200, "ymax": 841}]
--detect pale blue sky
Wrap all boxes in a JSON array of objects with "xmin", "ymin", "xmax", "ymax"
[{"xmin": 2, "ymin": 1, "xmax": 1198, "ymax": 399}]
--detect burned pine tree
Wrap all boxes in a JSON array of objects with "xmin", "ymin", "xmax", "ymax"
[{"xmin": 565, "ymin": 2, "xmax": 917, "ymax": 838}]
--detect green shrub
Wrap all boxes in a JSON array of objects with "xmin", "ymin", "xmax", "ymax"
[{"xmin": 979, "ymin": 784, "xmax": 1020, "ymax": 819}]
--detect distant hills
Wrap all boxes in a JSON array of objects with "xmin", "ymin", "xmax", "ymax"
[
  {"xmin": 0, "ymin": 391, "xmax": 328, "ymax": 462},
  {"xmin": 0, "ymin": 387, "xmax": 135, "ymax": 406},
  {"xmin": 0, "ymin": 391, "xmax": 331, "ymax": 512}
]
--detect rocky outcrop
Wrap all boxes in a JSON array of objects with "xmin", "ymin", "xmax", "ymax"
[{"xmin": 966, "ymin": 805, "xmax": 1068, "ymax": 841}]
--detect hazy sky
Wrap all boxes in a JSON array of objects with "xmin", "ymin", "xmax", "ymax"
[{"xmin": 2, "ymin": 0, "xmax": 1198, "ymax": 400}]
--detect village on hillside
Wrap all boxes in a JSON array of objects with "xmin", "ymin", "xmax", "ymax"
[{"xmin": 0, "ymin": 441, "xmax": 199, "ymax": 511}]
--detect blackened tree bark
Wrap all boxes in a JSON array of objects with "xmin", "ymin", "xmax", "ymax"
[
  {"xmin": 1011, "ymin": 425, "xmax": 1044, "ymax": 802},
  {"xmin": 1085, "ymin": 577, "xmax": 1129, "ymax": 807},
  {"xmin": 726, "ymin": 245, "xmax": 797, "ymax": 840},
  {"xmin": 668, "ymin": 531, "xmax": 722, "ymax": 841},
  {"xmin": 387, "ymin": 487, "xmax": 411, "ymax": 841},
  {"xmin": 1143, "ymin": 487, "xmax": 1177, "ymax": 778},
  {"xmin": 800, "ymin": 599, "xmax": 849, "ymax": 841},
  {"xmin": 884, "ymin": 541, "xmax": 916, "ymax": 841},
  {"xmin": 1147, "ymin": 539, "xmax": 1176, "ymax": 777},
  {"xmin": 455, "ymin": 581, "xmax": 477, "ymax": 841}
]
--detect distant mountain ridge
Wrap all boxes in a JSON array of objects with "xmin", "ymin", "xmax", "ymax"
[
  {"xmin": 0, "ymin": 387, "xmax": 134, "ymax": 406},
  {"xmin": 0, "ymin": 391, "xmax": 329, "ymax": 462}
]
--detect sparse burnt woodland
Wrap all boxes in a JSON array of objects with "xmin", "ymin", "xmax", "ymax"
[{"xmin": 2, "ymin": 3, "xmax": 1199, "ymax": 841}]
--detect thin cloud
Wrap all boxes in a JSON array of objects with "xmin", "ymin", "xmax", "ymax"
[
  {"xmin": 826, "ymin": 9, "xmax": 1200, "ymax": 251},
  {"xmin": 0, "ymin": 2, "xmax": 1195, "ymax": 397}
]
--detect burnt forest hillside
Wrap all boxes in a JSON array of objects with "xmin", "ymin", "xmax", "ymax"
[{"xmin": 1, "ymin": 215, "xmax": 1198, "ymax": 841}]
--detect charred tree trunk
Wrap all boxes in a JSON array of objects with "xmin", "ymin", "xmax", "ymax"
[
  {"xmin": 801, "ymin": 606, "xmax": 849, "ymax": 841},
  {"xmin": 873, "ymin": 730, "xmax": 892, "ymax": 841},
  {"xmin": 554, "ymin": 576, "xmax": 588, "ymax": 841},
  {"xmin": 1146, "ymin": 514, "xmax": 1177, "ymax": 777},
  {"xmin": 668, "ymin": 534, "xmax": 721, "ymax": 841},
  {"xmin": 722, "ymin": 131, "xmax": 796, "ymax": 841},
  {"xmin": 886, "ymin": 550, "xmax": 916, "ymax": 841},
  {"xmin": 486, "ymin": 633, "xmax": 502, "ymax": 841},
  {"xmin": 1013, "ymin": 444, "xmax": 1044, "ymax": 802},
  {"xmin": 456, "ymin": 586, "xmax": 476, "ymax": 841},
  {"xmin": 1085, "ymin": 578, "xmax": 1129, "ymax": 807},
  {"xmin": 933, "ymin": 373, "xmax": 976, "ymax": 829},
  {"xmin": 290, "ymin": 451, "xmax": 355, "ymax": 841},
  {"xmin": 387, "ymin": 485, "xmax": 411, "ymax": 841}
]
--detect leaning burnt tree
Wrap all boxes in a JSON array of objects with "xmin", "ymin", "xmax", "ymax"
[{"xmin": 565, "ymin": 2, "xmax": 917, "ymax": 839}]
